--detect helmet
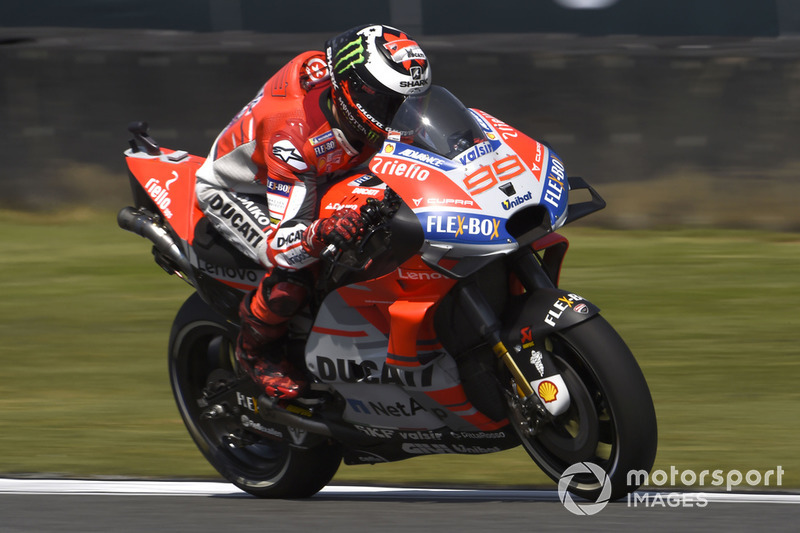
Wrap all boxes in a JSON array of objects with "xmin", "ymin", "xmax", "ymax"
[{"xmin": 326, "ymin": 24, "xmax": 431, "ymax": 150}]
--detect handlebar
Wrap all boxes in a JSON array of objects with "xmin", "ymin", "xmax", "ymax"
[
  {"xmin": 321, "ymin": 189, "xmax": 401, "ymax": 260},
  {"xmin": 318, "ymin": 188, "xmax": 401, "ymax": 282},
  {"xmin": 320, "ymin": 243, "xmax": 340, "ymax": 263}
]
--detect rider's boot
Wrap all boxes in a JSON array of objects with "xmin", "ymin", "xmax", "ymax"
[{"xmin": 235, "ymin": 287, "xmax": 307, "ymax": 399}]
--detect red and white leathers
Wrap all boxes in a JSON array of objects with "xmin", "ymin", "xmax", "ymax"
[
  {"xmin": 196, "ymin": 50, "xmax": 373, "ymax": 271},
  {"xmin": 195, "ymin": 51, "xmax": 376, "ymax": 398}
]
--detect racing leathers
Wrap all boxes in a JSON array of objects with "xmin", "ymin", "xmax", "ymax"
[{"xmin": 195, "ymin": 51, "xmax": 374, "ymax": 398}]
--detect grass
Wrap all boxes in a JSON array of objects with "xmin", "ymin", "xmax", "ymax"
[{"xmin": 1, "ymin": 210, "xmax": 798, "ymax": 490}]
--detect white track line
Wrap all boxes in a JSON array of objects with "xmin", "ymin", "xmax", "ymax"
[
  {"xmin": 0, "ymin": 479, "xmax": 244, "ymax": 496},
  {"xmin": 0, "ymin": 478, "xmax": 798, "ymax": 503}
]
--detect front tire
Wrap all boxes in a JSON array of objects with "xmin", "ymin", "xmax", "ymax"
[
  {"xmin": 507, "ymin": 315, "xmax": 657, "ymax": 501},
  {"xmin": 168, "ymin": 292, "xmax": 342, "ymax": 498}
]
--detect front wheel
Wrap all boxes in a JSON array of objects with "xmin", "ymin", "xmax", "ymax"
[
  {"xmin": 168, "ymin": 292, "xmax": 342, "ymax": 498},
  {"xmin": 507, "ymin": 315, "xmax": 657, "ymax": 501}
]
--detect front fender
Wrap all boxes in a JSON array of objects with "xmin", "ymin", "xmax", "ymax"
[
  {"xmin": 500, "ymin": 288, "xmax": 600, "ymax": 385},
  {"xmin": 502, "ymin": 288, "xmax": 600, "ymax": 342}
]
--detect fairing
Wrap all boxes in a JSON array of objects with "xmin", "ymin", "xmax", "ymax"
[
  {"xmin": 125, "ymin": 148, "xmax": 205, "ymax": 243},
  {"xmin": 370, "ymin": 86, "xmax": 570, "ymax": 274}
]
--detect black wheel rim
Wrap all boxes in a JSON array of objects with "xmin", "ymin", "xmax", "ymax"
[
  {"xmin": 509, "ymin": 334, "xmax": 620, "ymax": 493},
  {"xmin": 169, "ymin": 321, "xmax": 291, "ymax": 486}
]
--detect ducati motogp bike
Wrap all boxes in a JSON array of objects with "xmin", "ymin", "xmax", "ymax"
[{"xmin": 118, "ymin": 85, "xmax": 657, "ymax": 500}]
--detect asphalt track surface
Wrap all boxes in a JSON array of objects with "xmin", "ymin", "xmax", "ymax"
[{"xmin": 2, "ymin": 479, "xmax": 799, "ymax": 532}]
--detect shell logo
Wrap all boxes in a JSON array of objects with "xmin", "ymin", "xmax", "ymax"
[
  {"xmin": 384, "ymin": 144, "xmax": 394, "ymax": 154},
  {"xmin": 537, "ymin": 380, "xmax": 559, "ymax": 403}
]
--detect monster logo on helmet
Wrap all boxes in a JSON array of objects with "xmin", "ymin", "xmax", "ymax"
[
  {"xmin": 333, "ymin": 38, "xmax": 367, "ymax": 76},
  {"xmin": 326, "ymin": 24, "xmax": 431, "ymax": 149}
]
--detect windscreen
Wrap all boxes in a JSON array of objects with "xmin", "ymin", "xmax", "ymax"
[{"xmin": 388, "ymin": 86, "xmax": 488, "ymax": 160}]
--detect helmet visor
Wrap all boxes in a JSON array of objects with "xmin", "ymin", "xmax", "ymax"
[{"xmin": 343, "ymin": 74, "xmax": 406, "ymax": 132}]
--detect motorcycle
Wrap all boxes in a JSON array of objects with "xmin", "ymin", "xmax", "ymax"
[{"xmin": 118, "ymin": 85, "xmax": 657, "ymax": 500}]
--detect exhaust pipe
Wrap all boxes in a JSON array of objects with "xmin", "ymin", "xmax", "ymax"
[
  {"xmin": 257, "ymin": 396, "xmax": 383, "ymax": 445},
  {"xmin": 117, "ymin": 206, "xmax": 193, "ymax": 275},
  {"xmin": 257, "ymin": 397, "xmax": 334, "ymax": 438}
]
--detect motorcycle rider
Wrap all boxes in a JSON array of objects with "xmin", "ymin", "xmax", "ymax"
[{"xmin": 195, "ymin": 24, "xmax": 431, "ymax": 399}]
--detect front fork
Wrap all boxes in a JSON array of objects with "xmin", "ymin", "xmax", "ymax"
[
  {"xmin": 455, "ymin": 281, "xmax": 538, "ymax": 399},
  {"xmin": 460, "ymin": 248, "xmax": 560, "ymax": 394},
  {"xmin": 456, "ymin": 244, "xmax": 566, "ymax": 414},
  {"xmin": 456, "ymin": 282, "xmax": 557, "ymax": 441}
]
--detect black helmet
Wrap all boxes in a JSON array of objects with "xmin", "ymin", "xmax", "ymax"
[{"xmin": 326, "ymin": 24, "xmax": 431, "ymax": 149}]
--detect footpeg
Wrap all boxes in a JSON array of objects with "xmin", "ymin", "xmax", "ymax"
[{"xmin": 200, "ymin": 403, "xmax": 228, "ymax": 420}]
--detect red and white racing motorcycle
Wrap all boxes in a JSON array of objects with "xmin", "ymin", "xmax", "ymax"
[{"xmin": 119, "ymin": 86, "xmax": 657, "ymax": 500}]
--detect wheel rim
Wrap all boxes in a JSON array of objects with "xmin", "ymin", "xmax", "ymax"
[
  {"xmin": 534, "ymin": 355, "xmax": 601, "ymax": 464},
  {"xmin": 509, "ymin": 335, "xmax": 620, "ymax": 493},
  {"xmin": 169, "ymin": 321, "xmax": 291, "ymax": 486}
]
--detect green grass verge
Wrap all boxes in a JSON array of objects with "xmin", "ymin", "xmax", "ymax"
[{"xmin": 1, "ymin": 210, "xmax": 798, "ymax": 489}]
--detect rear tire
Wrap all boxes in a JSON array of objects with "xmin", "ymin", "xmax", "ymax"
[
  {"xmin": 507, "ymin": 315, "xmax": 657, "ymax": 501},
  {"xmin": 168, "ymin": 292, "xmax": 342, "ymax": 498}
]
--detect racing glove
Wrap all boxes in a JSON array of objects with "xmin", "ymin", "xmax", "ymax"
[{"xmin": 302, "ymin": 208, "xmax": 365, "ymax": 257}]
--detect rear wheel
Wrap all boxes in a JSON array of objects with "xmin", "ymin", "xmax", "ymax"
[
  {"xmin": 506, "ymin": 315, "xmax": 657, "ymax": 501},
  {"xmin": 168, "ymin": 292, "xmax": 342, "ymax": 498}
]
